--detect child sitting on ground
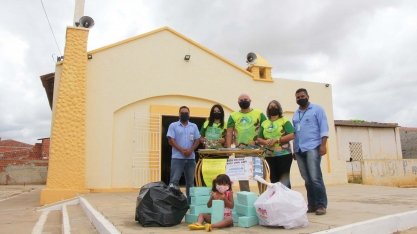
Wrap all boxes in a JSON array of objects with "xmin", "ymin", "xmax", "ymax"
[{"xmin": 188, "ymin": 174, "xmax": 234, "ymax": 232}]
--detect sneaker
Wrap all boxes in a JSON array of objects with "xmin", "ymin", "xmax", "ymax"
[
  {"xmin": 316, "ymin": 207, "xmax": 326, "ymax": 215},
  {"xmin": 307, "ymin": 205, "xmax": 317, "ymax": 213},
  {"xmin": 205, "ymin": 223, "xmax": 212, "ymax": 232},
  {"xmin": 188, "ymin": 223, "xmax": 205, "ymax": 230}
]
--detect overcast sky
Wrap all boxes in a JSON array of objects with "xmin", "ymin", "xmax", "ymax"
[{"xmin": 1, "ymin": 0, "xmax": 417, "ymax": 144}]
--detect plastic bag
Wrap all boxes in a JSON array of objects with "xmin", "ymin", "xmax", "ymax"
[
  {"xmin": 135, "ymin": 181, "xmax": 190, "ymax": 227},
  {"xmin": 253, "ymin": 176, "xmax": 308, "ymax": 229}
]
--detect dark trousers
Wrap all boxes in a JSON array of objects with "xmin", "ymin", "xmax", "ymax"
[{"xmin": 265, "ymin": 154, "xmax": 293, "ymax": 189}]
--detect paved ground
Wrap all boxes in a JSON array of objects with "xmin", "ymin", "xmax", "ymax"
[
  {"xmin": 0, "ymin": 185, "xmax": 45, "ymax": 234},
  {"xmin": 1, "ymin": 184, "xmax": 417, "ymax": 234},
  {"xmin": 0, "ymin": 184, "xmax": 41, "ymax": 200},
  {"xmin": 84, "ymin": 184, "xmax": 417, "ymax": 234}
]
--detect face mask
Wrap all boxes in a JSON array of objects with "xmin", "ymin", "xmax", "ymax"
[
  {"xmin": 268, "ymin": 107, "xmax": 280, "ymax": 116},
  {"xmin": 180, "ymin": 113, "xmax": 189, "ymax": 122},
  {"xmin": 216, "ymin": 184, "xmax": 229, "ymax": 193},
  {"xmin": 297, "ymin": 98, "xmax": 309, "ymax": 107},
  {"xmin": 239, "ymin": 100, "xmax": 250, "ymax": 109},
  {"xmin": 212, "ymin": 112, "xmax": 222, "ymax": 120}
]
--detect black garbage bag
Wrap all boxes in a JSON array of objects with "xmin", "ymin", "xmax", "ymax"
[{"xmin": 135, "ymin": 181, "xmax": 190, "ymax": 227}]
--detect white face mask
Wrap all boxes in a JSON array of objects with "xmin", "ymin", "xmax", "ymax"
[{"xmin": 216, "ymin": 184, "xmax": 229, "ymax": 193}]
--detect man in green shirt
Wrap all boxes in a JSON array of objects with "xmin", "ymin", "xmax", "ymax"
[
  {"xmin": 226, "ymin": 94, "xmax": 267, "ymax": 149},
  {"xmin": 226, "ymin": 94, "xmax": 267, "ymax": 190}
]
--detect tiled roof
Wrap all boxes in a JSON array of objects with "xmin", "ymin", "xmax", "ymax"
[
  {"xmin": 0, "ymin": 139, "xmax": 33, "ymax": 148},
  {"xmin": 40, "ymin": 72, "xmax": 55, "ymax": 110},
  {"xmin": 334, "ymin": 120, "xmax": 398, "ymax": 128}
]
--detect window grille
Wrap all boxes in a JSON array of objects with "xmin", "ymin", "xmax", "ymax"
[{"xmin": 349, "ymin": 142, "xmax": 363, "ymax": 161}]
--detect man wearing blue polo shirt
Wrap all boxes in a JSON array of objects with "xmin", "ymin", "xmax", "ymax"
[
  {"xmin": 167, "ymin": 106, "xmax": 201, "ymax": 203},
  {"xmin": 292, "ymin": 88, "xmax": 329, "ymax": 215}
]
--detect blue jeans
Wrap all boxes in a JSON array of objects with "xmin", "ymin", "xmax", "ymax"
[
  {"xmin": 170, "ymin": 158, "xmax": 196, "ymax": 203},
  {"xmin": 295, "ymin": 146, "xmax": 328, "ymax": 208}
]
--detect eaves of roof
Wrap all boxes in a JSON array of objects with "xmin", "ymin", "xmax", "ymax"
[{"xmin": 334, "ymin": 120, "xmax": 398, "ymax": 128}]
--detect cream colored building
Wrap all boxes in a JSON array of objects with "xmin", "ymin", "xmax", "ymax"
[
  {"xmin": 40, "ymin": 26, "xmax": 347, "ymax": 205},
  {"xmin": 335, "ymin": 120, "xmax": 417, "ymax": 186}
]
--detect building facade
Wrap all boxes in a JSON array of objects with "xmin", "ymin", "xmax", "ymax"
[
  {"xmin": 40, "ymin": 26, "xmax": 347, "ymax": 204},
  {"xmin": 335, "ymin": 120, "xmax": 417, "ymax": 186}
]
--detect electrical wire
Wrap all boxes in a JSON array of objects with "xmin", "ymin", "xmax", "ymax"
[{"xmin": 40, "ymin": 0, "xmax": 62, "ymax": 57}]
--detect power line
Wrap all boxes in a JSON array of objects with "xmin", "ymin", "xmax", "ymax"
[{"xmin": 40, "ymin": 0, "xmax": 62, "ymax": 57}]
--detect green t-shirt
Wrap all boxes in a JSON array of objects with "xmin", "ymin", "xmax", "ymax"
[
  {"xmin": 227, "ymin": 109, "xmax": 267, "ymax": 149},
  {"xmin": 200, "ymin": 121, "xmax": 227, "ymax": 149},
  {"xmin": 258, "ymin": 117, "xmax": 295, "ymax": 157}
]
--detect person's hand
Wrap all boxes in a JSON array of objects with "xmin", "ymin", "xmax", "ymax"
[
  {"xmin": 211, "ymin": 192, "xmax": 219, "ymax": 200},
  {"xmin": 266, "ymin": 139, "xmax": 275, "ymax": 147},
  {"xmin": 200, "ymin": 137, "xmax": 206, "ymax": 144},
  {"xmin": 218, "ymin": 138, "xmax": 225, "ymax": 143},
  {"xmin": 182, "ymin": 149, "xmax": 191, "ymax": 157},
  {"xmin": 319, "ymin": 145, "xmax": 327, "ymax": 156},
  {"xmin": 184, "ymin": 148, "xmax": 194, "ymax": 157},
  {"xmin": 212, "ymin": 193, "xmax": 224, "ymax": 200}
]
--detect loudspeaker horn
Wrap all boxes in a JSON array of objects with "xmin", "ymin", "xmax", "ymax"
[
  {"xmin": 246, "ymin": 52, "xmax": 258, "ymax": 64},
  {"xmin": 78, "ymin": 16, "xmax": 95, "ymax": 29}
]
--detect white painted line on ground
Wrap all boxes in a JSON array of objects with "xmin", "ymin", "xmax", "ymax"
[
  {"xmin": 62, "ymin": 204, "xmax": 71, "ymax": 234},
  {"xmin": 36, "ymin": 198, "xmax": 79, "ymax": 212},
  {"xmin": 79, "ymin": 197, "xmax": 121, "ymax": 234},
  {"xmin": 314, "ymin": 209, "xmax": 417, "ymax": 234},
  {"xmin": 31, "ymin": 210, "xmax": 49, "ymax": 234},
  {"xmin": 0, "ymin": 191, "xmax": 31, "ymax": 202}
]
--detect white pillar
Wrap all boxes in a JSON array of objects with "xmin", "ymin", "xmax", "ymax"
[{"xmin": 73, "ymin": 0, "xmax": 85, "ymax": 26}]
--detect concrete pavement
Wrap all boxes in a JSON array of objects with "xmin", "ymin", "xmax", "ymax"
[
  {"xmin": 84, "ymin": 183, "xmax": 417, "ymax": 233},
  {"xmin": 1, "ymin": 184, "xmax": 417, "ymax": 233},
  {"xmin": 0, "ymin": 185, "xmax": 45, "ymax": 234}
]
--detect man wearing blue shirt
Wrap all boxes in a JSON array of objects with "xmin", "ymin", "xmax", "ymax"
[
  {"xmin": 292, "ymin": 88, "xmax": 329, "ymax": 215},
  {"xmin": 167, "ymin": 106, "xmax": 201, "ymax": 203}
]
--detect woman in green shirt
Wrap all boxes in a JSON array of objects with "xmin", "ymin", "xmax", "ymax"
[
  {"xmin": 257, "ymin": 100, "xmax": 295, "ymax": 188},
  {"xmin": 199, "ymin": 104, "xmax": 227, "ymax": 149}
]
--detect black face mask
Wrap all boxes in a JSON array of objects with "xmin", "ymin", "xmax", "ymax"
[
  {"xmin": 268, "ymin": 107, "xmax": 280, "ymax": 116},
  {"xmin": 212, "ymin": 112, "xmax": 222, "ymax": 120},
  {"xmin": 239, "ymin": 100, "xmax": 250, "ymax": 109},
  {"xmin": 180, "ymin": 113, "xmax": 189, "ymax": 122},
  {"xmin": 297, "ymin": 98, "xmax": 309, "ymax": 107}
]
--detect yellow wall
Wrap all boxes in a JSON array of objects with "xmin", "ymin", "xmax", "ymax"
[
  {"xmin": 41, "ymin": 27, "xmax": 90, "ymax": 205},
  {"xmin": 107, "ymin": 96, "xmax": 233, "ymax": 188},
  {"xmin": 51, "ymin": 27, "xmax": 346, "ymax": 195}
]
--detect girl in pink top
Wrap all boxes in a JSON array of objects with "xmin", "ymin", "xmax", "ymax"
[{"xmin": 188, "ymin": 174, "xmax": 234, "ymax": 232}]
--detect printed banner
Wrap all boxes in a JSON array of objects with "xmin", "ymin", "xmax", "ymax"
[
  {"xmin": 202, "ymin": 158, "xmax": 227, "ymax": 187},
  {"xmin": 225, "ymin": 157, "xmax": 263, "ymax": 181}
]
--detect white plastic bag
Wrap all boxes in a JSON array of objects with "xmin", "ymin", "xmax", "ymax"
[{"xmin": 254, "ymin": 175, "xmax": 308, "ymax": 229}]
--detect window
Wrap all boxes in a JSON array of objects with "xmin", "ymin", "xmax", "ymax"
[{"xmin": 349, "ymin": 142, "xmax": 363, "ymax": 161}]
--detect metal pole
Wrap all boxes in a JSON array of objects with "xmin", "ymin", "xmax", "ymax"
[{"xmin": 73, "ymin": 0, "xmax": 85, "ymax": 26}]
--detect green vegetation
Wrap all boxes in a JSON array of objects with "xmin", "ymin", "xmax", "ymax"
[
  {"xmin": 348, "ymin": 175, "xmax": 363, "ymax": 184},
  {"xmin": 349, "ymin": 119, "xmax": 365, "ymax": 123}
]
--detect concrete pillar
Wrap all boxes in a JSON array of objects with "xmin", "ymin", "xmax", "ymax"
[{"xmin": 40, "ymin": 27, "xmax": 90, "ymax": 205}]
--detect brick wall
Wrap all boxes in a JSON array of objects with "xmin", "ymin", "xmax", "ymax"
[
  {"xmin": 0, "ymin": 139, "xmax": 33, "ymax": 153},
  {"xmin": 41, "ymin": 138, "xmax": 50, "ymax": 158},
  {"xmin": 0, "ymin": 138, "xmax": 49, "ymax": 184}
]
